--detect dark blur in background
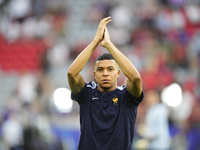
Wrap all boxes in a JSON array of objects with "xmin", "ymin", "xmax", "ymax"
[{"xmin": 0, "ymin": 0, "xmax": 199, "ymax": 150}]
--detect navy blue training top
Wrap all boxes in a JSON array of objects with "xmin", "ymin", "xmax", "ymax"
[{"xmin": 71, "ymin": 81, "xmax": 143, "ymax": 150}]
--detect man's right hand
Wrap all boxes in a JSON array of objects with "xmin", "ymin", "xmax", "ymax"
[{"xmin": 94, "ymin": 17, "xmax": 112, "ymax": 43}]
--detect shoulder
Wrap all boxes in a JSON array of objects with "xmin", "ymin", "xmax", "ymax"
[
  {"xmin": 117, "ymin": 85, "xmax": 130, "ymax": 97},
  {"xmin": 86, "ymin": 81, "xmax": 97, "ymax": 89},
  {"xmin": 117, "ymin": 85, "xmax": 127, "ymax": 91},
  {"xmin": 117, "ymin": 84, "xmax": 143, "ymax": 104},
  {"xmin": 78, "ymin": 81, "xmax": 97, "ymax": 94},
  {"xmin": 71, "ymin": 81, "xmax": 96, "ymax": 104}
]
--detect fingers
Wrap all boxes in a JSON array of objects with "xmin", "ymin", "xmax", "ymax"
[
  {"xmin": 104, "ymin": 16, "xmax": 112, "ymax": 24},
  {"xmin": 100, "ymin": 16, "xmax": 112, "ymax": 25},
  {"xmin": 95, "ymin": 17, "xmax": 111, "ymax": 42},
  {"xmin": 104, "ymin": 27, "xmax": 110, "ymax": 38},
  {"xmin": 104, "ymin": 27, "xmax": 108, "ymax": 35}
]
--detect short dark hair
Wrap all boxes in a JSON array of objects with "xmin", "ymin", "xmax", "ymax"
[{"xmin": 94, "ymin": 53, "xmax": 115, "ymax": 64}]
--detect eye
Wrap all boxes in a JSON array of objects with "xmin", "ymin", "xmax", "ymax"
[
  {"xmin": 109, "ymin": 68, "xmax": 114, "ymax": 71},
  {"xmin": 97, "ymin": 68, "xmax": 102, "ymax": 71}
]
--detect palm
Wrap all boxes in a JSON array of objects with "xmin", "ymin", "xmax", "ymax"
[
  {"xmin": 100, "ymin": 38, "xmax": 106, "ymax": 47},
  {"xmin": 100, "ymin": 28, "xmax": 110, "ymax": 47}
]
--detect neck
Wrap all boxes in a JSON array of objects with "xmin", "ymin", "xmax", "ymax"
[{"xmin": 97, "ymin": 84, "xmax": 117, "ymax": 92}]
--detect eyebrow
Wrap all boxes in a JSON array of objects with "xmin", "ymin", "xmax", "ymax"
[{"xmin": 97, "ymin": 66, "xmax": 115, "ymax": 69}]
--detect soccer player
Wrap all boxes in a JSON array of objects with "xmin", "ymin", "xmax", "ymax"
[{"xmin": 67, "ymin": 16, "xmax": 143, "ymax": 150}]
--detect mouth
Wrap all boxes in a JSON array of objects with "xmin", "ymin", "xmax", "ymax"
[{"xmin": 102, "ymin": 79, "xmax": 110, "ymax": 83}]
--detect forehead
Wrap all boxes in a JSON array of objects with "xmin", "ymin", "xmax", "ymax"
[{"xmin": 94, "ymin": 59, "xmax": 117, "ymax": 68}]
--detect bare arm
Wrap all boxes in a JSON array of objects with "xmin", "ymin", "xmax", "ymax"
[
  {"xmin": 67, "ymin": 17, "xmax": 112, "ymax": 95},
  {"xmin": 101, "ymin": 28, "xmax": 142, "ymax": 98}
]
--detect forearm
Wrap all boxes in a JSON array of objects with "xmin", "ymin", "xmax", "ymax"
[
  {"xmin": 68, "ymin": 38, "xmax": 99, "ymax": 77},
  {"xmin": 105, "ymin": 42, "xmax": 141, "ymax": 82}
]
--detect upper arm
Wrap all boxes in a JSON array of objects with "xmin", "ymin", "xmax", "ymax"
[
  {"xmin": 126, "ymin": 77, "xmax": 142, "ymax": 98},
  {"xmin": 67, "ymin": 73, "xmax": 85, "ymax": 95}
]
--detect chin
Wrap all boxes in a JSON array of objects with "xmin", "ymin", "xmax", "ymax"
[
  {"xmin": 99, "ymin": 84, "xmax": 114, "ymax": 91},
  {"xmin": 101, "ymin": 85, "xmax": 111, "ymax": 89}
]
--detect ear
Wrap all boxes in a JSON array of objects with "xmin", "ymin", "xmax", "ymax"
[
  {"xmin": 117, "ymin": 69, "xmax": 120, "ymax": 77},
  {"xmin": 94, "ymin": 71, "xmax": 96, "ymax": 78}
]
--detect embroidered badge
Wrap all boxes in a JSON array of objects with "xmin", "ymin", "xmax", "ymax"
[{"xmin": 113, "ymin": 97, "xmax": 118, "ymax": 105}]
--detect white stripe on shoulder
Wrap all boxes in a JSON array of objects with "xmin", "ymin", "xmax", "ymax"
[
  {"xmin": 87, "ymin": 81, "xmax": 97, "ymax": 89},
  {"xmin": 117, "ymin": 85, "xmax": 126, "ymax": 90}
]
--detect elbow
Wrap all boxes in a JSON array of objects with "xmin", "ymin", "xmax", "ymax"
[
  {"xmin": 131, "ymin": 74, "xmax": 141, "ymax": 84},
  {"xmin": 67, "ymin": 68, "xmax": 75, "ymax": 78}
]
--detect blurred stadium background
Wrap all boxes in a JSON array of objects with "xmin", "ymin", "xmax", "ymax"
[{"xmin": 0, "ymin": 0, "xmax": 199, "ymax": 150}]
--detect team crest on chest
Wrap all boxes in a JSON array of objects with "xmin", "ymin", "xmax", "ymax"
[{"xmin": 113, "ymin": 97, "xmax": 118, "ymax": 105}]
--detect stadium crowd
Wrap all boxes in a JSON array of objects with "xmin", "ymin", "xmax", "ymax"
[{"xmin": 0, "ymin": 0, "xmax": 199, "ymax": 149}]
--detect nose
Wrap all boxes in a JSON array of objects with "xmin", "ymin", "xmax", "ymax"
[{"xmin": 103, "ymin": 69, "xmax": 108, "ymax": 76}]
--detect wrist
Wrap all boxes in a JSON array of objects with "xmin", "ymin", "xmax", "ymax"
[
  {"xmin": 104, "ymin": 41, "xmax": 112, "ymax": 48},
  {"xmin": 94, "ymin": 36, "xmax": 101, "ymax": 43}
]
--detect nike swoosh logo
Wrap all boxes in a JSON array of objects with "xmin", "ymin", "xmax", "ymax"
[{"xmin": 92, "ymin": 97, "xmax": 99, "ymax": 100}]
